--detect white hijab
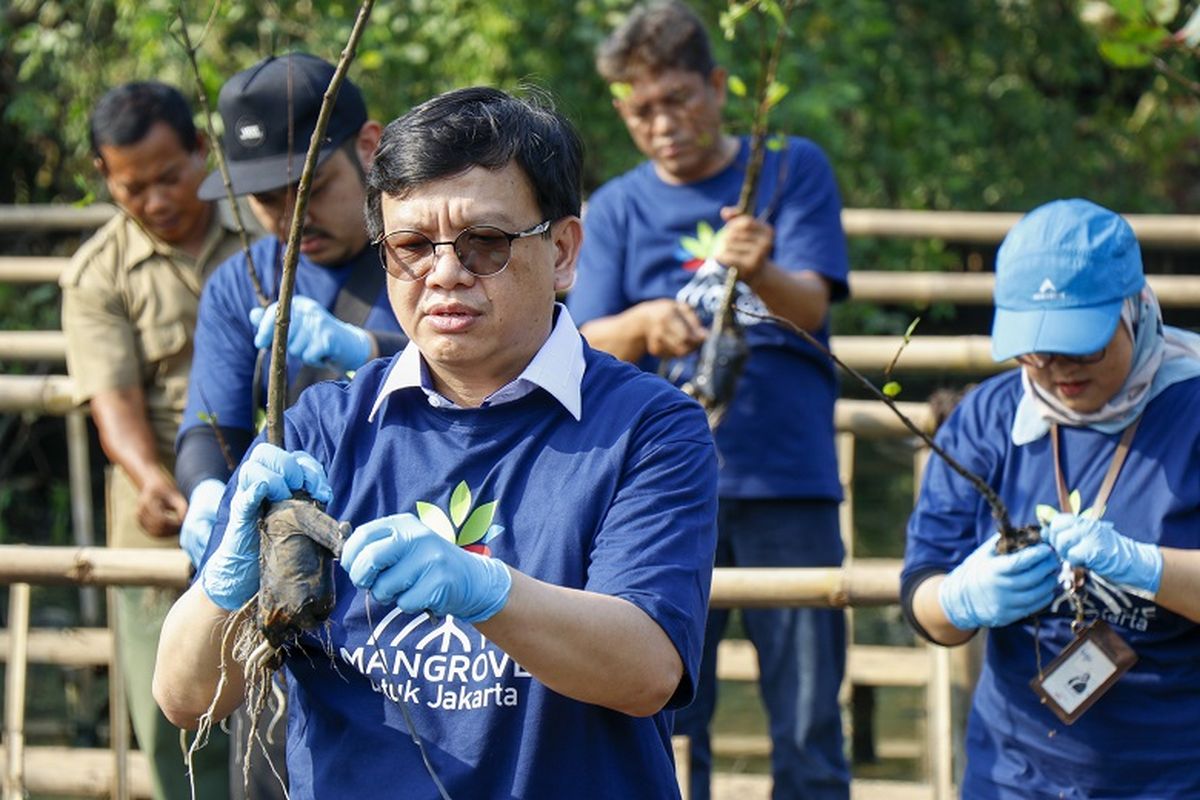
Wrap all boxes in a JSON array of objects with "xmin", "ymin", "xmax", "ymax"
[{"xmin": 1011, "ymin": 285, "xmax": 1200, "ymax": 445}]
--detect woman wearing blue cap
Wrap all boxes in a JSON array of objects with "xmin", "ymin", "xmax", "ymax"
[{"xmin": 901, "ymin": 198, "xmax": 1200, "ymax": 797}]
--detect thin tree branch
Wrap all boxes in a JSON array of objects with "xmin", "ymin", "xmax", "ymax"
[
  {"xmin": 174, "ymin": 2, "xmax": 269, "ymax": 307},
  {"xmin": 265, "ymin": 0, "xmax": 377, "ymax": 445},
  {"xmin": 734, "ymin": 304, "xmax": 1020, "ymax": 539}
]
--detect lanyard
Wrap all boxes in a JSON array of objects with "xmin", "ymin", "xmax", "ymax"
[{"xmin": 1050, "ymin": 417, "xmax": 1141, "ymax": 516}]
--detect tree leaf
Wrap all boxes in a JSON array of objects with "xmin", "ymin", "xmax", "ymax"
[
  {"xmin": 457, "ymin": 501, "xmax": 497, "ymax": 546},
  {"xmin": 609, "ymin": 81, "xmax": 632, "ymax": 101},
  {"xmin": 728, "ymin": 74, "xmax": 748, "ymax": 97},
  {"xmin": 1099, "ymin": 39, "xmax": 1155, "ymax": 67},
  {"xmin": 1036, "ymin": 504, "xmax": 1059, "ymax": 525},
  {"xmin": 1148, "ymin": 0, "xmax": 1179, "ymax": 25},
  {"xmin": 882, "ymin": 381, "xmax": 902, "ymax": 397},
  {"xmin": 765, "ymin": 81, "xmax": 790, "ymax": 109},
  {"xmin": 416, "ymin": 501, "xmax": 456, "ymax": 542},
  {"xmin": 766, "ymin": 134, "xmax": 787, "ymax": 151},
  {"xmin": 450, "ymin": 481, "xmax": 471, "ymax": 527}
]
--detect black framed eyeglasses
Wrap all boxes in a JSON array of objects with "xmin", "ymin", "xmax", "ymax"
[
  {"xmin": 1015, "ymin": 348, "xmax": 1107, "ymax": 369},
  {"xmin": 373, "ymin": 219, "xmax": 552, "ymax": 281}
]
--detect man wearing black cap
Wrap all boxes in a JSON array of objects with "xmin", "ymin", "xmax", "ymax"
[
  {"xmin": 175, "ymin": 52, "xmax": 406, "ymax": 565},
  {"xmin": 171, "ymin": 52, "xmax": 406, "ymax": 797}
]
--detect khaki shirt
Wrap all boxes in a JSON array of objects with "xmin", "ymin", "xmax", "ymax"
[{"xmin": 61, "ymin": 206, "xmax": 242, "ymax": 547}]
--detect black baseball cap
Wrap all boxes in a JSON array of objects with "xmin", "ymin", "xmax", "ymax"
[{"xmin": 198, "ymin": 52, "xmax": 367, "ymax": 200}]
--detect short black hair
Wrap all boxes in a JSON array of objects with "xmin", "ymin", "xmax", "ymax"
[
  {"xmin": 596, "ymin": 0, "xmax": 715, "ymax": 84},
  {"xmin": 90, "ymin": 81, "xmax": 198, "ymax": 161},
  {"xmin": 365, "ymin": 86, "xmax": 582, "ymax": 242}
]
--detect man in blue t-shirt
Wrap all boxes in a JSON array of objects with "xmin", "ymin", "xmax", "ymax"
[
  {"xmin": 154, "ymin": 86, "xmax": 719, "ymax": 800},
  {"xmin": 567, "ymin": 3, "xmax": 851, "ymax": 798},
  {"xmin": 174, "ymin": 53, "xmax": 407, "ymax": 566}
]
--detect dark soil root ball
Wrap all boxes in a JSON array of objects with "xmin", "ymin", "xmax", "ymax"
[{"xmin": 257, "ymin": 495, "xmax": 350, "ymax": 649}]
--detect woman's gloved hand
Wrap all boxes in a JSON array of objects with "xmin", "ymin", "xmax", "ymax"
[
  {"xmin": 1044, "ymin": 513, "xmax": 1163, "ymax": 594},
  {"xmin": 938, "ymin": 533, "xmax": 1060, "ymax": 630}
]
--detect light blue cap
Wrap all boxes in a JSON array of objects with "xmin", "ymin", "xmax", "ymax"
[{"xmin": 991, "ymin": 198, "xmax": 1144, "ymax": 362}]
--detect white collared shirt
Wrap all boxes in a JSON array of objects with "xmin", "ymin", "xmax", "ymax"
[{"xmin": 367, "ymin": 304, "xmax": 585, "ymax": 422}]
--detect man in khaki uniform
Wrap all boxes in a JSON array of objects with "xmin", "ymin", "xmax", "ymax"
[{"xmin": 60, "ymin": 81, "xmax": 239, "ymax": 800}]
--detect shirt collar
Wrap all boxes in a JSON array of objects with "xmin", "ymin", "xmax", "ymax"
[{"xmin": 368, "ymin": 303, "xmax": 585, "ymax": 422}]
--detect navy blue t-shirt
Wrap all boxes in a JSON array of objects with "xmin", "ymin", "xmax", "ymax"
[
  {"xmin": 568, "ymin": 136, "xmax": 849, "ymax": 500},
  {"xmin": 903, "ymin": 370, "xmax": 1200, "ymax": 798},
  {"xmin": 178, "ymin": 236, "xmax": 404, "ymax": 438},
  {"xmin": 208, "ymin": 344, "xmax": 718, "ymax": 799}
]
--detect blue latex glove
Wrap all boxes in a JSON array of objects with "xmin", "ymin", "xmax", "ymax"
[
  {"xmin": 179, "ymin": 478, "xmax": 226, "ymax": 569},
  {"xmin": 1044, "ymin": 513, "xmax": 1163, "ymax": 594},
  {"xmin": 249, "ymin": 296, "xmax": 372, "ymax": 373},
  {"xmin": 341, "ymin": 513, "xmax": 512, "ymax": 623},
  {"xmin": 199, "ymin": 443, "xmax": 332, "ymax": 611},
  {"xmin": 938, "ymin": 533, "xmax": 1060, "ymax": 630}
]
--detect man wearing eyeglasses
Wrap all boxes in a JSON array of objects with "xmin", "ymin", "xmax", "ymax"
[
  {"xmin": 155, "ymin": 86, "xmax": 718, "ymax": 800},
  {"xmin": 567, "ymin": 3, "xmax": 851, "ymax": 799},
  {"xmin": 170, "ymin": 52, "xmax": 407, "ymax": 798}
]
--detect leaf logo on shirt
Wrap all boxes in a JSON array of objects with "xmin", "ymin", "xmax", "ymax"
[
  {"xmin": 415, "ymin": 481, "xmax": 504, "ymax": 556},
  {"xmin": 678, "ymin": 221, "xmax": 728, "ymax": 272}
]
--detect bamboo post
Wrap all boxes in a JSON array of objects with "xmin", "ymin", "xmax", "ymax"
[
  {"xmin": 914, "ymin": 445, "xmax": 958, "ymax": 797},
  {"xmin": 66, "ymin": 412, "xmax": 99, "ymax": 624},
  {"xmin": 836, "ymin": 433, "xmax": 856, "ymax": 733},
  {"xmin": 3, "ymin": 583, "xmax": 30, "ymax": 800},
  {"xmin": 107, "ymin": 587, "xmax": 130, "ymax": 800},
  {"xmin": 672, "ymin": 735, "xmax": 689, "ymax": 798}
]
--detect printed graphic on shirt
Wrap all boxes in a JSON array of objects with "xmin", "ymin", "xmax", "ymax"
[
  {"xmin": 416, "ymin": 480, "xmax": 503, "ymax": 556},
  {"xmin": 1049, "ymin": 572, "xmax": 1158, "ymax": 633},
  {"xmin": 339, "ymin": 480, "xmax": 521, "ymax": 710},
  {"xmin": 340, "ymin": 611, "xmax": 530, "ymax": 711},
  {"xmin": 674, "ymin": 222, "xmax": 768, "ymax": 328}
]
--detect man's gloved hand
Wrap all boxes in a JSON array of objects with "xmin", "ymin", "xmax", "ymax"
[
  {"xmin": 180, "ymin": 478, "xmax": 226, "ymax": 569},
  {"xmin": 249, "ymin": 296, "xmax": 372, "ymax": 373},
  {"xmin": 199, "ymin": 443, "xmax": 332, "ymax": 611},
  {"xmin": 938, "ymin": 533, "xmax": 1060, "ymax": 631},
  {"xmin": 341, "ymin": 513, "xmax": 512, "ymax": 623},
  {"xmin": 1044, "ymin": 513, "xmax": 1163, "ymax": 594}
]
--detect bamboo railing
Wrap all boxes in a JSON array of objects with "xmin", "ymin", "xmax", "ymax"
[{"xmin": 6, "ymin": 203, "xmax": 1200, "ymax": 246}]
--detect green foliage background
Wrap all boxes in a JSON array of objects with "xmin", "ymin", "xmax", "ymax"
[{"xmin": 4, "ymin": 0, "xmax": 1200, "ymax": 214}]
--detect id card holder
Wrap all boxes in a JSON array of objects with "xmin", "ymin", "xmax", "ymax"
[{"xmin": 1030, "ymin": 620, "xmax": 1136, "ymax": 725}]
